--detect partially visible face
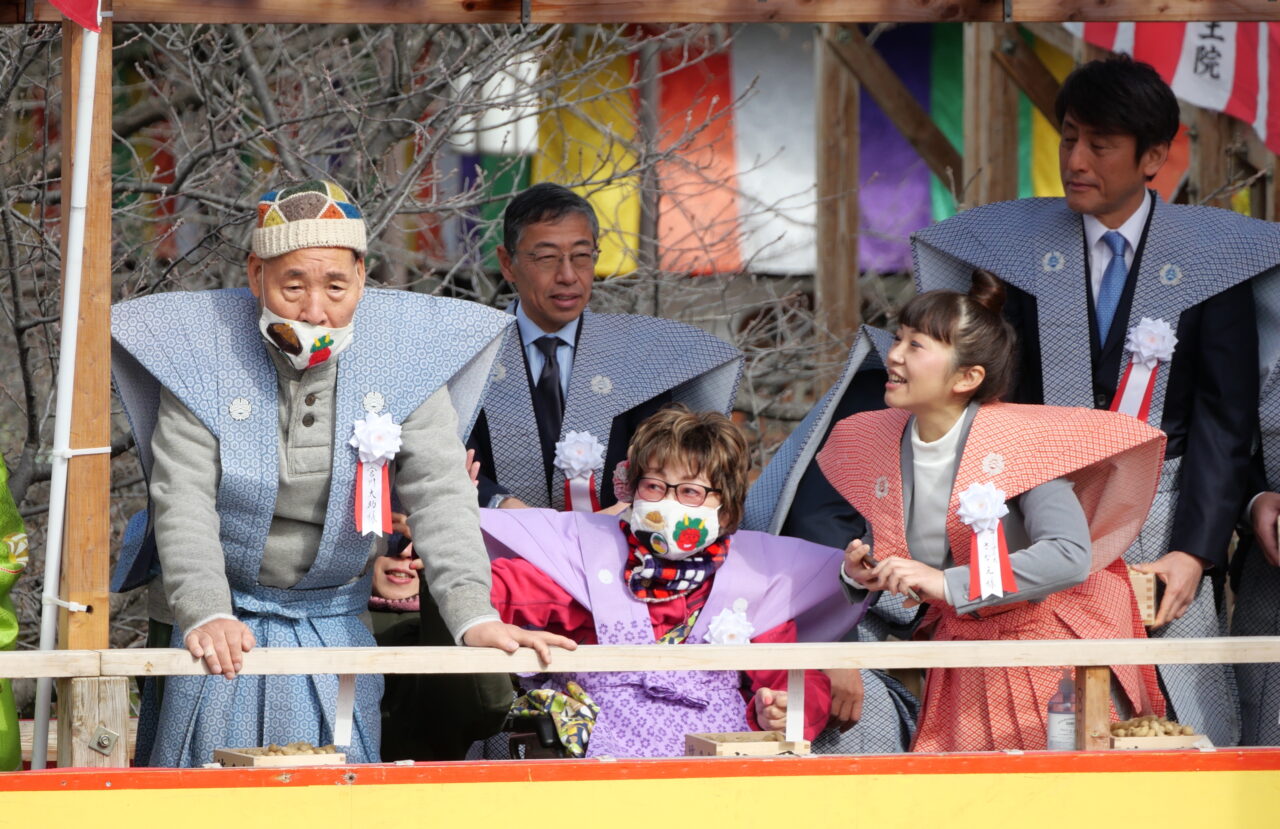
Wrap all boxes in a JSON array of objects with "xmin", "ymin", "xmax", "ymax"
[
  {"xmin": 247, "ymin": 246, "xmax": 366, "ymax": 328},
  {"xmin": 1058, "ymin": 114, "xmax": 1167, "ymax": 226},
  {"xmin": 372, "ymin": 545, "xmax": 420, "ymax": 602},
  {"xmin": 497, "ymin": 213, "xmax": 596, "ymax": 333},
  {"xmin": 883, "ymin": 324, "xmax": 967, "ymax": 413}
]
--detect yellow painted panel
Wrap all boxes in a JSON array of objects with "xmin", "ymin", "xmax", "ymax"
[
  {"xmin": 533, "ymin": 35, "xmax": 639, "ymax": 277},
  {"xmin": 0, "ymin": 769, "xmax": 1277, "ymax": 829},
  {"xmin": 1030, "ymin": 35, "xmax": 1074, "ymax": 199}
]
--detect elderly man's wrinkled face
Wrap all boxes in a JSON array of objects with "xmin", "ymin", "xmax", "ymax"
[{"xmin": 248, "ymin": 247, "xmax": 366, "ymax": 328}]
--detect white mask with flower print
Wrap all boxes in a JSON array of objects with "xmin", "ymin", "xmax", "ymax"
[{"xmin": 628, "ymin": 497, "xmax": 721, "ymax": 561}]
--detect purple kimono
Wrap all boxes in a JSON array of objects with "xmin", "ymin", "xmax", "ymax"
[{"xmin": 481, "ymin": 508, "xmax": 869, "ymax": 758}]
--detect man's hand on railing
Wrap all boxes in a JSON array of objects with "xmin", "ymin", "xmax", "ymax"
[
  {"xmin": 753, "ymin": 687, "xmax": 789, "ymax": 732},
  {"xmin": 823, "ymin": 668, "xmax": 864, "ymax": 732},
  {"xmin": 185, "ymin": 618, "xmax": 257, "ymax": 680},
  {"xmin": 461, "ymin": 620, "xmax": 577, "ymax": 666},
  {"xmin": 1250, "ymin": 491, "xmax": 1280, "ymax": 567}
]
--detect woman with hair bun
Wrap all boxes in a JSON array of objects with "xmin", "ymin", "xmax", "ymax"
[{"xmin": 818, "ymin": 271, "xmax": 1169, "ymax": 752}]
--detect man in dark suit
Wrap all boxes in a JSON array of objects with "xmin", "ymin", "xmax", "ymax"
[
  {"xmin": 470, "ymin": 183, "xmax": 742, "ymax": 512},
  {"xmin": 912, "ymin": 56, "xmax": 1280, "ymax": 746}
]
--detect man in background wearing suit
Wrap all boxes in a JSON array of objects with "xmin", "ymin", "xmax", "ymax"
[{"xmin": 469, "ymin": 183, "xmax": 741, "ymax": 513}]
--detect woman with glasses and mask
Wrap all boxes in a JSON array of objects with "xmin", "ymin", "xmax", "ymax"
[{"xmin": 476, "ymin": 405, "xmax": 871, "ymax": 758}]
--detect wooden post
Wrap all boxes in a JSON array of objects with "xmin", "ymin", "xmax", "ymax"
[
  {"xmin": 1189, "ymin": 107, "xmax": 1233, "ymax": 208},
  {"xmin": 55, "ymin": 677, "xmax": 130, "ymax": 767},
  {"xmin": 963, "ymin": 23, "xmax": 1020, "ymax": 208},
  {"xmin": 991, "ymin": 30, "xmax": 1061, "ymax": 129},
  {"xmin": 1074, "ymin": 665, "xmax": 1111, "ymax": 751},
  {"xmin": 57, "ymin": 12, "xmax": 126, "ymax": 767},
  {"xmin": 814, "ymin": 23, "xmax": 860, "ymax": 375}
]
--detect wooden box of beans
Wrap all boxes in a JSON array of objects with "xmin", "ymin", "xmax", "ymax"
[
  {"xmin": 685, "ymin": 731, "xmax": 810, "ymax": 757},
  {"xmin": 214, "ymin": 742, "xmax": 345, "ymax": 767},
  {"xmin": 1127, "ymin": 568, "xmax": 1157, "ymax": 627},
  {"xmin": 1109, "ymin": 716, "xmax": 1212, "ymax": 751}
]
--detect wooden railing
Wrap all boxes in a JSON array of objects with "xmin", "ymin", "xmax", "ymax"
[{"xmin": 8, "ymin": 636, "xmax": 1280, "ymax": 761}]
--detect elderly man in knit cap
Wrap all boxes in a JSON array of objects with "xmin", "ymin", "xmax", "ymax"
[{"xmin": 112, "ymin": 180, "xmax": 573, "ymax": 767}]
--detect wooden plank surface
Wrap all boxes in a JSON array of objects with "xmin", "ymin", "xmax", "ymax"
[
  {"xmin": 15, "ymin": 0, "xmax": 1004, "ymax": 25},
  {"xmin": 1011, "ymin": 0, "xmax": 1280, "ymax": 22},
  {"xmin": 1074, "ymin": 665, "xmax": 1111, "ymax": 751},
  {"xmin": 96, "ymin": 637, "xmax": 1280, "ymax": 678},
  {"xmin": 10, "ymin": 0, "xmax": 1280, "ymax": 24},
  {"xmin": 0, "ymin": 650, "xmax": 99, "ymax": 678},
  {"xmin": 20, "ymin": 717, "xmax": 138, "ymax": 763},
  {"xmin": 55, "ymin": 676, "xmax": 130, "ymax": 767},
  {"xmin": 963, "ymin": 22, "xmax": 1020, "ymax": 208},
  {"xmin": 58, "ymin": 14, "xmax": 114, "ymax": 654}
]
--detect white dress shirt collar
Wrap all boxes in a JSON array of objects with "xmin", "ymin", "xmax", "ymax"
[
  {"xmin": 514, "ymin": 301, "xmax": 579, "ymax": 350},
  {"xmin": 1082, "ymin": 190, "xmax": 1153, "ymax": 300},
  {"xmin": 1082, "ymin": 190, "xmax": 1152, "ymax": 260}
]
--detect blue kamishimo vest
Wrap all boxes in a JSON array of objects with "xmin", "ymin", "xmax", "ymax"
[{"xmin": 111, "ymin": 287, "xmax": 510, "ymax": 767}]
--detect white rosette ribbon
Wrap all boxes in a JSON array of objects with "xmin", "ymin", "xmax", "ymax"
[
  {"xmin": 1112, "ymin": 317, "xmax": 1177, "ymax": 422},
  {"xmin": 706, "ymin": 598, "xmax": 755, "ymax": 645},
  {"xmin": 348, "ymin": 412, "xmax": 403, "ymax": 536},
  {"xmin": 554, "ymin": 430, "xmax": 605, "ymax": 512},
  {"xmin": 956, "ymin": 481, "xmax": 1015, "ymax": 600}
]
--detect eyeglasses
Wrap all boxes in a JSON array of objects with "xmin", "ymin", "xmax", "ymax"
[
  {"xmin": 634, "ymin": 477, "xmax": 721, "ymax": 508},
  {"xmin": 520, "ymin": 249, "xmax": 599, "ymax": 275}
]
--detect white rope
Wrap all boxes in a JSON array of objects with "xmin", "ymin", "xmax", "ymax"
[
  {"xmin": 49, "ymin": 446, "xmax": 111, "ymax": 459},
  {"xmin": 42, "ymin": 596, "xmax": 90, "ymax": 613}
]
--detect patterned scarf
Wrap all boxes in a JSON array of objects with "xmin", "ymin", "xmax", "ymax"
[{"xmin": 621, "ymin": 520, "xmax": 730, "ymax": 603}]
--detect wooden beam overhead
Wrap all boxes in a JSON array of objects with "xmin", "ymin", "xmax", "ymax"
[
  {"xmin": 824, "ymin": 24, "xmax": 963, "ymax": 202},
  {"xmin": 11, "ymin": 0, "xmax": 1004, "ymax": 26},
  {"xmin": 991, "ymin": 29, "xmax": 1062, "ymax": 130},
  {"xmin": 12, "ymin": 0, "xmax": 1280, "ymax": 26}
]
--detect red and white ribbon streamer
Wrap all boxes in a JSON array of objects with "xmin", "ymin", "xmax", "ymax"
[
  {"xmin": 354, "ymin": 460, "xmax": 392, "ymax": 536},
  {"xmin": 1110, "ymin": 358, "xmax": 1159, "ymax": 422},
  {"xmin": 564, "ymin": 473, "xmax": 601, "ymax": 513},
  {"xmin": 967, "ymin": 520, "xmax": 1018, "ymax": 601},
  {"xmin": 349, "ymin": 412, "xmax": 401, "ymax": 536},
  {"xmin": 1110, "ymin": 318, "xmax": 1176, "ymax": 423}
]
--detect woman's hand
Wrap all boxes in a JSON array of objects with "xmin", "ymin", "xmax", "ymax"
[
  {"xmin": 842, "ymin": 539, "xmax": 875, "ymax": 587},
  {"xmin": 461, "ymin": 620, "xmax": 578, "ymax": 666},
  {"xmin": 753, "ymin": 687, "xmax": 788, "ymax": 732},
  {"xmin": 863, "ymin": 557, "xmax": 946, "ymax": 607}
]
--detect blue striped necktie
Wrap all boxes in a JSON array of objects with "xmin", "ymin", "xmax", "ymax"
[{"xmin": 1095, "ymin": 230, "xmax": 1128, "ymax": 345}]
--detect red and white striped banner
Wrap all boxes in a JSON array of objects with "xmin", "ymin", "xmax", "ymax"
[{"xmin": 1067, "ymin": 22, "xmax": 1280, "ymax": 155}]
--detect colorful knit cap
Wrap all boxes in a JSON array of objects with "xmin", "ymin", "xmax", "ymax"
[{"xmin": 253, "ymin": 179, "xmax": 367, "ymax": 258}]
